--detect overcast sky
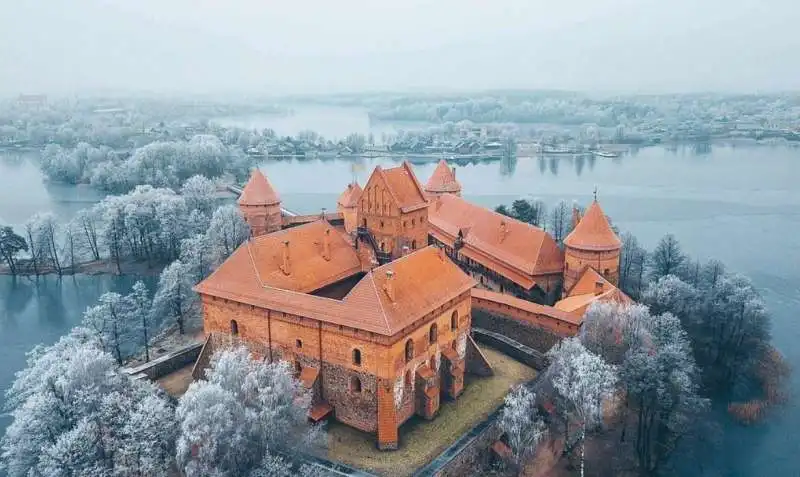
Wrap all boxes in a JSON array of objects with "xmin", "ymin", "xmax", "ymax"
[{"xmin": 1, "ymin": 0, "xmax": 798, "ymax": 96}]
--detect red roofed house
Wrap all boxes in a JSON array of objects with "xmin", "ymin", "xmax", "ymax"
[
  {"xmin": 357, "ymin": 162, "xmax": 429, "ymax": 261},
  {"xmin": 429, "ymin": 193, "xmax": 564, "ymax": 303},
  {"xmin": 336, "ymin": 181, "xmax": 362, "ymax": 234}
]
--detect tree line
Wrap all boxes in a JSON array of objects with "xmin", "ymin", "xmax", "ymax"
[
  {"xmin": 0, "ymin": 175, "xmax": 249, "ymax": 277},
  {"xmin": 0, "ymin": 333, "xmax": 327, "ymax": 477},
  {"xmin": 496, "ymin": 232, "xmax": 787, "ymax": 476}
]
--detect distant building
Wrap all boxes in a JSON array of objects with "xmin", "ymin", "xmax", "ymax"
[{"xmin": 424, "ymin": 160, "xmax": 461, "ymax": 198}]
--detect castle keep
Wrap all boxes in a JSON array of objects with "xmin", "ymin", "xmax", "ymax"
[{"xmin": 193, "ymin": 160, "xmax": 629, "ymax": 449}]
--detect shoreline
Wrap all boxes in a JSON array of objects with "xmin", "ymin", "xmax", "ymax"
[{"xmin": 0, "ymin": 259, "xmax": 167, "ymax": 278}]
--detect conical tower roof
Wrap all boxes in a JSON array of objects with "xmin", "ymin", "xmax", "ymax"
[
  {"xmin": 238, "ymin": 169, "xmax": 280, "ymax": 206},
  {"xmin": 563, "ymin": 200, "xmax": 621, "ymax": 251},
  {"xmin": 425, "ymin": 160, "xmax": 461, "ymax": 194},
  {"xmin": 337, "ymin": 182, "xmax": 362, "ymax": 208}
]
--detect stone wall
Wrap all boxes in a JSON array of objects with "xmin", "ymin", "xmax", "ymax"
[
  {"xmin": 472, "ymin": 309, "xmax": 561, "ymax": 353},
  {"xmin": 123, "ymin": 342, "xmax": 202, "ymax": 381},
  {"xmin": 322, "ymin": 362, "xmax": 379, "ymax": 433}
]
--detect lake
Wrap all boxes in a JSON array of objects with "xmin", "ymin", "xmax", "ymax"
[{"xmin": 0, "ymin": 125, "xmax": 798, "ymax": 475}]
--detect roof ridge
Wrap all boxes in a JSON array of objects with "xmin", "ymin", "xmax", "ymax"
[
  {"xmin": 403, "ymin": 161, "xmax": 429, "ymax": 202},
  {"xmin": 368, "ymin": 273, "xmax": 393, "ymax": 334}
]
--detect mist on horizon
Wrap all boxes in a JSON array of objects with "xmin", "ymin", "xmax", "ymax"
[{"xmin": 1, "ymin": 0, "xmax": 799, "ymax": 97}]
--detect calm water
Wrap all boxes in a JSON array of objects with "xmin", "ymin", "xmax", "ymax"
[{"xmin": 0, "ymin": 116, "xmax": 798, "ymax": 475}]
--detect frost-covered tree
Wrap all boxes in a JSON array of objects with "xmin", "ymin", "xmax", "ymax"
[
  {"xmin": 580, "ymin": 302, "xmax": 651, "ymax": 366},
  {"xmin": 75, "ymin": 206, "xmax": 102, "ymax": 261},
  {"xmin": 207, "ymin": 205, "xmax": 249, "ymax": 263},
  {"xmin": 641, "ymin": 275, "xmax": 699, "ymax": 325},
  {"xmin": 547, "ymin": 338, "xmax": 616, "ymax": 477},
  {"xmin": 498, "ymin": 385, "xmax": 547, "ymax": 473},
  {"xmin": 621, "ymin": 310, "xmax": 708, "ymax": 473},
  {"xmin": 176, "ymin": 347, "xmax": 322, "ymax": 477},
  {"xmin": 152, "ymin": 260, "xmax": 199, "ymax": 335},
  {"xmin": 180, "ymin": 234, "xmax": 214, "ymax": 282},
  {"xmin": 82, "ymin": 292, "xmax": 133, "ymax": 365},
  {"xmin": 649, "ymin": 234, "xmax": 686, "ymax": 280},
  {"xmin": 181, "ymin": 175, "xmax": 217, "ymax": 217},
  {"xmin": 0, "ymin": 331, "xmax": 176, "ymax": 477},
  {"xmin": 0, "ymin": 225, "xmax": 28, "ymax": 275},
  {"xmin": 128, "ymin": 280, "xmax": 156, "ymax": 362},
  {"xmin": 619, "ymin": 231, "xmax": 647, "ymax": 298},
  {"xmin": 549, "ymin": 200, "xmax": 571, "ymax": 244},
  {"xmin": 24, "ymin": 212, "xmax": 64, "ymax": 275}
]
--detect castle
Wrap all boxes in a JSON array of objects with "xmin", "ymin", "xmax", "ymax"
[{"xmin": 193, "ymin": 159, "xmax": 629, "ymax": 449}]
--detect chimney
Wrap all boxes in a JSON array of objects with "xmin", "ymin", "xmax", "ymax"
[
  {"xmin": 383, "ymin": 270, "xmax": 395, "ymax": 302},
  {"xmin": 280, "ymin": 240, "xmax": 291, "ymax": 275},
  {"xmin": 594, "ymin": 281, "xmax": 604, "ymax": 296},
  {"xmin": 499, "ymin": 220, "xmax": 508, "ymax": 243},
  {"xmin": 322, "ymin": 228, "xmax": 331, "ymax": 261}
]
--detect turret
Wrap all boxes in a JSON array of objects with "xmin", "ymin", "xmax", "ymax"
[
  {"xmin": 336, "ymin": 181, "xmax": 362, "ymax": 234},
  {"xmin": 424, "ymin": 160, "xmax": 461, "ymax": 198},
  {"xmin": 562, "ymin": 199, "xmax": 621, "ymax": 294},
  {"xmin": 238, "ymin": 169, "xmax": 282, "ymax": 237}
]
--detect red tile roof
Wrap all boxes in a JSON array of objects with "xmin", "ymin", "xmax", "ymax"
[
  {"xmin": 429, "ymin": 194, "xmax": 564, "ymax": 290},
  {"xmin": 195, "ymin": 235, "xmax": 474, "ymax": 337},
  {"xmin": 378, "ymin": 162, "xmax": 428, "ymax": 213},
  {"xmin": 337, "ymin": 182, "xmax": 362, "ymax": 208},
  {"xmin": 563, "ymin": 200, "xmax": 621, "ymax": 251},
  {"xmin": 425, "ymin": 160, "xmax": 461, "ymax": 194},
  {"xmin": 238, "ymin": 169, "xmax": 280, "ymax": 206},
  {"xmin": 555, "ymin": 267, "xmax": 632, "ymax": 315},
  {"xmin": 246, "ymin": 220, "xmax": 362, "ymax": 293}
]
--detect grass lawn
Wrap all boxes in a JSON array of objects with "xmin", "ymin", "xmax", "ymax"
[{"xmin": 324, "ymin": 345, "xmax": 536, "ymax": 476}]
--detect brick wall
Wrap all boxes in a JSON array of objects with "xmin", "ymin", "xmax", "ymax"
[
  {"xmin": 472, "ymin": 309, "xmax": 561, "ymax": 353},
  {"xmin": 564, "ymin": 247, "xmax": 620, "ymax": 292}
]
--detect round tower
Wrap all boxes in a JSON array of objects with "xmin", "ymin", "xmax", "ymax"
[
  {"xmin": 424, "ymin": 160, "xmax": 461, "ymax": 198},
  {"xmin": 238, "ymin": 169, "xmax": 282, "ymax": 237},
  {"xmin": 562, "ymin": 199, "xmax": 621, "ymax": 294}
]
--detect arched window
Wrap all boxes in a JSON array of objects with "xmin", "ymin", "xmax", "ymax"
[
  {"xmin": 411, "ymin": 240, "xmax": 417, "ymax": 250},
  {"xmin": 353, "ymin": 348, "xmax": 362, "ymax": 366},
  {"xmin": 412, "ymin": 218, "xmax": 416, "ymax": 226},
  {"xmin": 405, "ymin": 339, "xmax": 414, "ymax": 362},
  {"xmin": 429, "ymin": 323, "xmax": 438, "ymax": 344},
  {"xmin": 230, "ymin": 320, "xmax": 239, "ymax": 336},
  {"xmin": 296, "ymin": 339, "xmax": 302, "ymax": 349},
  {"xmin": 380, "ymin": 220, "xmax": 384, "ymax": 228},
  {"xmin": 350, "ymin": 376, "xmax": 362, "ymax": 393},
  {"xmin": 604, "ymin": 268, "xmax": 610, "ymax": 277},
  {"xmin": 450, "ymin": 310, "xmax": 459, "ymax": 331}
]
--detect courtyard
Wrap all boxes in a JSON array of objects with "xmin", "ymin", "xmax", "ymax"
[{"xmin": 324, "ymin": 345, "xmax": 537, "ymax": 476}]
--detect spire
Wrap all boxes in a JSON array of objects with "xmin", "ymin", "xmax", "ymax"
[
  {"xmin": 593, "ymin": 186, "xmax": 598, "ymax": 202},
  {"xmin": 563, "ymin": 200, "xmax": 621, "ymax": 251},
  {"xmin": 238, "ymin": 169, "xmax": 280, "ymax": 206}
]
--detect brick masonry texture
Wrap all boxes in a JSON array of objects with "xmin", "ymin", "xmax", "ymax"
[{"xmin": 472, "ymin": 309, "xmax": 561, "ymax": 353}]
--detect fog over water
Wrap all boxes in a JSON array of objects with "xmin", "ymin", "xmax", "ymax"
[{"xmin": 2, "ymin": 0, "xmax": 800, "ymax": 95}]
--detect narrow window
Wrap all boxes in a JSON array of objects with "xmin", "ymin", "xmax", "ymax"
[
  {"xmin": 353, "ymin": 348, "xmax": 362, "ymax": 366},
  {"xmin": 405, "ymin": 339, "xmax": 414, "ymax": 362},
  {"xmin": 429, "ymin": 323, "xmax": 438, "ymax": 344},
  {"xmin": 350, "ymin": 376, "xmax": 362, "ymax": 393},
  {"xmin": 450, "ymin": 310, "xmax": 458, "ymax": 331},
  {"xmin": 411, "ymin": 240, "xmax": 417, "ymax": 250},
  {"xmin": 380, "ymin": 220, "xmax": 384, "ymax": 228},
  {"xmin": 296, "ymin": 339, "xmax": 302, "ymax": 349},
  {"xmin": 230, "ymin": 320, "xmax": 239, "ymax": 336},
  {"xmin": 412, "ymin": 218, "xmax": 416, "ymax": 226},
  {"xmin": 604, "ymin": 268, "xmax": 610, "ymax": 277}
]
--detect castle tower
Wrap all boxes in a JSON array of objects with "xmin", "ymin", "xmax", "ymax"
[
  {"xmin": 336, "ymin": 181, "xmax": 363, "ymax": 234},
  {"xmin": 562, "ymin": 199, "xmax": 621, "ymax": 294},
  {"xmin": 238, "ymin": 169, "xmax": 282, "ymax": 237},
  {"xmin": 357, "ymin": 162, "xmax": 429, "ymax": 260},
  {"xmin": 424, "ymin": 160, "xmax": 461, "ymax": 198}
]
